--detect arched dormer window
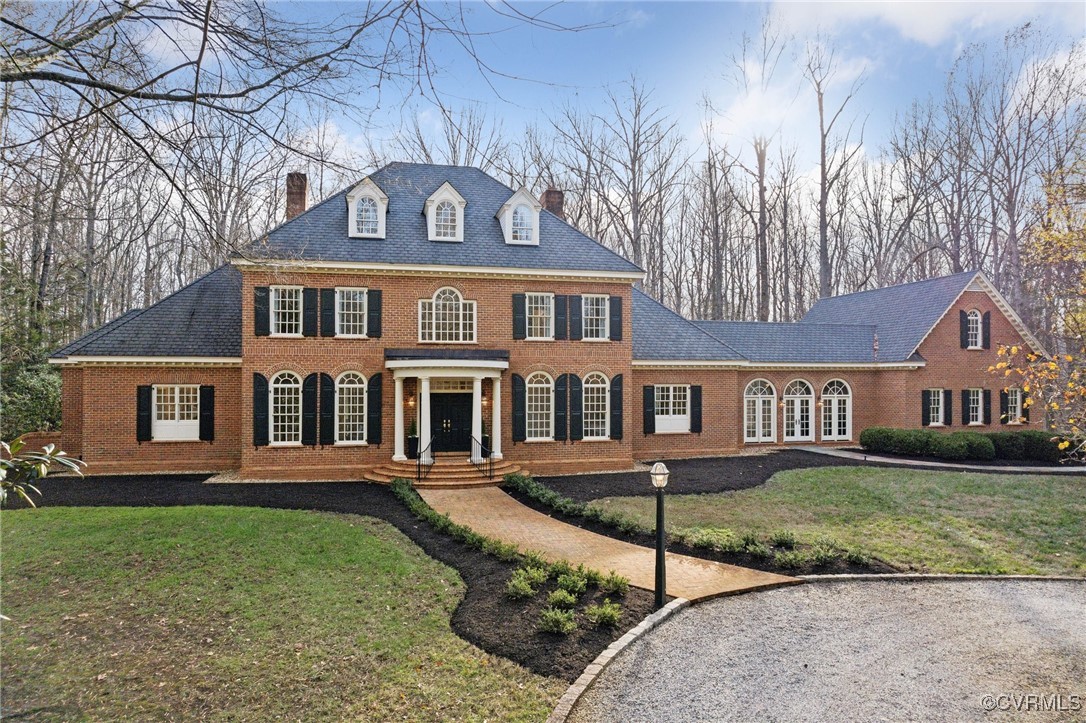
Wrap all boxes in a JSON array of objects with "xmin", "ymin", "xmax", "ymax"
[
  {"xmin": 498, "ymin": 187, "xmax": 541, "ymax": 245},
  {"xmin": 419, "ymin": 287, "xmax": 476, "ymax": 342},
  {"xmin": 512, "ymin": 205, "xmax": 533, "ymax": 242},
  {"xmin": 346, "ymin": 177, "xmax": 388, "ymax": 239},
  {"xmin": 434, "ymin": 201, "xmax": 457, "ymax": 238},
  {"xmin": 425, "ymin": 182, "xmax": 466, "ymax": 242},
  {"xmin": 355, "ymin": 197, "xmax": 378, "ymax": 236}
]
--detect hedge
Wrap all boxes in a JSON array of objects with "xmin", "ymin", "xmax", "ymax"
[{"xmin": 859, "ymin": 426, "xmax": 1061, "ymax": 463}]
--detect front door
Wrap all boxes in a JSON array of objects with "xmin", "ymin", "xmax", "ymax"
[{"xmin": 430, "ymin": 393, "xmax": 472, "ymax": 453}]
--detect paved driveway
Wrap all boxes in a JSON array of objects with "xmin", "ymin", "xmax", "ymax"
[{"xmin": 571, "ymin": 579, "xmax": 1086, "ymax": 722}]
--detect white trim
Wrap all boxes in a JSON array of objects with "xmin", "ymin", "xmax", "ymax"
[
  {"xmin": 581, "ymin": 293, "xmax": 610, "ymax": 341},
  {"xmin": 631, "ymin": 360, "xmax": 925, "ymax": 370},
  {"xmin": 334, "ymin": 370, "xmax": 368, "ymax": 444},
  {"xmin": 526, "ymin": 292, "xmax": 555, "ymax": 341},
  {"xmin": 232, "ymin": 258, "xmax": 645, "ymax": 283},
  {"xmin": 525, "ymin": 371, "xmax": 555, "ymax": 442},
  {"xmin": 581, "ymin": 372, "xmax": 611, "ymax": 440},
  {"xmin": 653, "ymin": 384, "xmax": 691, "ymax": 434},
  {"xmin": 334, "ymin": 286, "xmax": 369, "ymax": 338},
  {"xmin": 346, "ymin": 177, "xmax": 389, "ymax": 239},
  {"xmin": 426, "ymin": 181, "xmax": 467, "ymax": 242},
  {"xmin": 743, "ymin": 379, "xmax": 777, "ymax": 443},
  {"xmin": 386, "ymin": 360, "xmax": 507, "ymax": 373},
  {"xmin": 151, "ymin": 384, "xmax": 200, "ymax": 441},
  {"xmin": 498, "ymin": 187, "xmax": 542, "ymax": 246},
  {"xmin": 49, "ymin": 356, "xmax": 241, "ymax": 366},
  {"xmin": 270, "ymin": 285, "xmax": 303, "ymax": 336},
  {"xmin": 782, "ymin": 379, "xmax": 815, "ymax": 442}
]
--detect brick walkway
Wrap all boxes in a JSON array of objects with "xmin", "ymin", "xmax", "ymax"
[{"xmin": 420, "ymin": 487, "xmax": 798, "ymax": 601}]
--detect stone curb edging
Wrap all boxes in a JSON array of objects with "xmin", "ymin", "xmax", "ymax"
[
  {"xmin": 545, "ymin": 597, "xmax": 691, "ymax": 723},
  {"xmin": 800, "ymin": 573, "xmax": 1085, "ymax": 582},
  {"xmin": 794, "ymin": 445, "xmax": 1086, "ymax": 475}
]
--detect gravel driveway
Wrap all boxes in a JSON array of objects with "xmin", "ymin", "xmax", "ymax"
[{"xmin": 571, "ymin": 579, "xmax": 1086, "ymax": 722}]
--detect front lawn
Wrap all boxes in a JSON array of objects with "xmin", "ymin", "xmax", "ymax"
[
  {"xmin": 590, "ymin": 467, "xmax": 1086, "ymax": 576},
  {"xmin": 1, "ymin": 506, "xmax": 563, "ymax": 721}
]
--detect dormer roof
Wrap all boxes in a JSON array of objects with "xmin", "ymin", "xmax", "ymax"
[
  {"xmin": 346, "ymin": 176, "xmax": 388, "ymax": 203},
  {"xmin": 424, "ymin": 180, "xmax": 466, "ymax": 210},
  {"xmin": 497, "ymin": 187, "xmax": 541, "ymax": 216}
]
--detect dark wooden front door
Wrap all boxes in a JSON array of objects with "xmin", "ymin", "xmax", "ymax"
[{"xmin": 431, "ymin": 393, "xmax": 472, "ymax": 453}]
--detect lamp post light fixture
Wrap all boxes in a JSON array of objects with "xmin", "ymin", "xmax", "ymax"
[{"xmin": 650, "ymin": 461, "xmax": 669, "ymax": 609}]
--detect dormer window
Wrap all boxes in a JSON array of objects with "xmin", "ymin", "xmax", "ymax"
[
  {"xmin": 498, "ymin": 187, "xmax": 541, "ymax": 245},
  {"xmin": 512, "ymin": 205, "xmax": 534, "ymax": 242},
  {"xmin": 346, "ymin": 177, "xmax": 388, "ymax": 239},
  {"xmin": 356, "ymin": 197, "xmax": 379, "ymax": 236},
  {"xmin": 434, "ymin": 200, "xmax": 458, "ymax": 239},
  {"xmin": 425, "ymin": 182, "xmax": 466, "ymax": 242}
]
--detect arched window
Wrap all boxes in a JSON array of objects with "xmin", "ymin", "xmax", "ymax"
[
  {"xmin": 783, "ymin": 380, "xmax": 814, "ymax": 442},
  {"xmin": 512, "ymin": 204, "xmax": 534, "ymax": 242},
  {"xmin": 583, "ymin": 372, "xmax": 610, "ymax": 439},
  {"xmin": 355, "ymin": 197, "xmax": 379, "ymax": 236},
  {"xmin": 967, "ymin": 309, "xmax": 982, "ymax": 349},
  {"xmin": 336, "ymin": 372, "xmax": 367, "ymax": 443},
  {"xmin": 270, "ymin": 372, "xmax": 301, "ymax": 444},
  {"xmin": 434, "ymin": 200, "xmax": 458, "ymax": 239},
  {"xmin": 419, "ymin": 287, "xmax": 476, "ymax": 342},
  {"xmin": 526, "ymin": 372, "xmax": 553, "ymax": 441},
  {"xmin": 744, "ymin": 379, "xmax": 776, "ymax": 443},
  {"xmin": 821, "ymin": 379, "xmax": 852, "ymax": 441}
]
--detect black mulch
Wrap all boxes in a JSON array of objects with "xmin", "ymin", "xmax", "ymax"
[{"xmin": 11, "ymin": 476, "xmax": 655, "ymax": 682}]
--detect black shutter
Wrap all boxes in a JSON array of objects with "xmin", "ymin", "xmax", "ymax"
[
  {"xmin": 199, "ymin": 385, "xmax": 215, "ymax": 441},
  {"xmin": 983, "ymin": 389, "xmax": 992, "ymax": 425},
  {"xmin": 301, "ymin": 373, "xmax": 318, "ymax": 445},
  {"xmin": 254, "ymin": 287, "xmax": 270, "ymax": 336},
  {"xmin": 921, "ymin": 389, "xmax": 931, "ymax": 427},
  {"xmin": 367, "ymin": 289, "xmax": 382, "ymax": 338},
  {"xmin": 367, "ymin": 374, "xmax": 382, "ymax": 444},
  {"xmin": 944, "ymin": 390, "xmax": 953, "ymax": 427},
  {"xmin": 302, "ymin": 288, "xmax": 319, "ymax": 337},
  {"xmin": 554, "ymin": 374, "xmax": 568, "ymax": 441},
  {"xmin": 609, "ymin": 296, "xmax": 623, "ymax": 341},
  {"xmin": 320, "ymin": 373, "xmax": 335, "ymax": 444},
  {"xmin": 610, "ymin": 374, "xmax": 623, "ymax": 440},
  {"xmin": 253, "ymin": 373, "xmax": 269, "ymax": 446},
  {"xmin": 999, "ymin": 390, "xmax": 1009, "ymax": 425},
  {"xmin": 961, "ymin": 390, "xmax": 970, "ymax": 425},
  {"xmin": 321, "ymin": 289, "xmax": 336, "ymax": 337},
  {"xmin": 982, "ymin": 311, "xmax": 991, "ymax": 349},
  {"xmin": 569, "ymin": 374, "xmax": 583, "ymax": 441},
  {"xmin": 554, "ymin": 295, "xmax": 568, "ymax": 340},
  {"xmin": 512, "ymin": 294, "xmax": 527, "ymax": 340},
  {"xmin": 642, "ymin": 386, "xmax": 656, "ymax": 435},
  {"xmin": 569, "ymin": 296, "xmax": 583, "ymax": 341},
  {"xmin": 512, "ymin": 374, "xmax": 526, "ymax": 442},
  {"xmin": 1023, "ymin": 398, "xmax": 1030, "ymax": 423},
  {"xmin": 959, "ymin": 310, "xmax": 968, "ymax": 349},
  {"xmin": 136, "ymin": 385, "xmax": 153, "ymax": 442},
  {"xmin": 690, "ymin": 385, "xmax": 703, "ymax": 434}
]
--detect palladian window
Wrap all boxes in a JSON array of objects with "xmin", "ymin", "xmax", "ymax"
[{"xmin": 419, "ymin": 287, "xmax": 476, "ymax": 342}]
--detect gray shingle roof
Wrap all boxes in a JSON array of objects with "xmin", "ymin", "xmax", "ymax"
[
  {"xmin": 50, "ymin": 265, "xmax": 241, "ymax": 358},
  {"xmin": 256, "ymin": 162, "xmax": 643, "ymax": 275},
  {"xmin": 632, "ymin": 289, "xmax": 745, "ymax": 361},
  {"xmin": 694, "ymin": 321, "xmax": 878, "ymax": 363},
  {"xmin": 800, "ymin": 271, "xmax": 977, "ymax": 361}
]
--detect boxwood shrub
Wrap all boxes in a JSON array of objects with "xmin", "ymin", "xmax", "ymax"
[
  {"xmin": 985, "ymin": 432, "xmax": 1025, "ymax": 460},
  {"xmin": 929, "ymin": 433, "xmax": 969, "ymax": 460},
  {"xmin": 1019, "ymin": 430, "xmax": 1063, "ymax": 463},
  {"xmin": 947, "ymin": 431, "xmax": 995, "ymax": 460},
  {"xmin": 861, "ymin": 426, "xmax": 1059, "ymax": 463}
]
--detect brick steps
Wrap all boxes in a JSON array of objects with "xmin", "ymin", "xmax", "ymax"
[{"xmin": 363, "ymin": 458, "xmax": 523, "ymax": 488}]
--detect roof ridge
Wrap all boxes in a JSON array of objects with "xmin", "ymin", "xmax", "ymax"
[
  {"xmin": 813, "ymin": 270, "xmax": 978, "ymax": 303},
  {"xmin": 696, "ymin": 319, "xmax": 877, "ymax": 330},
  {"xmin": 634, "ymin": 288, "xmax": 747, "ymax": 360}
]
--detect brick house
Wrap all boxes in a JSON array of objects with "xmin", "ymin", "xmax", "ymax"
[{"xmin": 50, "ymin": 162, "xmax": 1045, "ymax": 481}]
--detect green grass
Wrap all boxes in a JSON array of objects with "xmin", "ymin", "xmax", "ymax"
[
  {"xmin": 590, "ymin": 467, "xmax": 1086, "ymax": 576},
  {"xmin": 1, "ymin": 506, "xmax": 563, "ymax": 721}
]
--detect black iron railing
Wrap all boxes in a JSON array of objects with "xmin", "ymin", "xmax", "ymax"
[
  {"xmin": 416, "ymin": 437, "xmax": 434, "ymax": 483},
  {"xmin": 470, "ymin": 436, "xmax": 493, "ymax": 480}
]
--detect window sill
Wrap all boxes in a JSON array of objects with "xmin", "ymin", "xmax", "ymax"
[
  {"xmin": 967, "ymin": 422, "xmax": 986, "ymax": 427},
  {"xmin": 334, "ymin": 441, "xmax": 368, "ymax": 447},
  {"xmin": 784, "ymin": 437, "xmax": 815, "ymax": 443},
  {"xmin": 525, "ymin": 337, "xmax": 555, "ymax": 342},
  {"xmin": 579, "ymin": 437, "xmax": 612, "ymax": 442},
  {"xmin": 150, "ymin": 438, "xmax": 202, "ymax": 443},
  {"xmin": 335, "ymin": 334, "xmax": 369, "ymax": 340},
  {"xmin": 270, "ymin": 333, "xmax": 303, "ymax": 339},
  {"xmin": 653, "ymin": 430, "xmax": 692, "ymax": 435},
  {"xmin": 1006, "ymin": 421, "xmax": 1025, "ymax": 426},
  {"xmin": 580, "ymin": 338, "xmax": 611, "ymax": 343},
  {"xmin": 967, "ymin": 346, "xmax": 983, "ymax": 351},
  {"xmin": 417, "ymin": 340, "xmax": 478, "ymax": 345},
  {"xmin": 928, "ymin": 423, "xmax": 944, "ymax": 428},
  {"xmin": 269, "ymin": 441, "xmax": 303, "ymax": 448},
  {"xmin": 744, "ymin": 439, "xmax": 777, "ymax": 444},
  {"xmin": 524, "ymin": 438, "xmax": 554, "ymax": 443}
]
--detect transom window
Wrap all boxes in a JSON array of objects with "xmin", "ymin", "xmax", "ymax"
[
  {"xmin": 420, "ymin": 287, "xmax": 476, "ymax": 343},
  {"xmin": 582, "ymin": 295, "xmax": 609, "ymax": 340},
  {"xmin": 152, "ymin": 385, "xmax": 199, "ymax": 440},
  {"xmin": 967, "ymin": 309, "xmax": 982, "ymax": 349},
  {"xmin": 526, "ymin": 372, "xmax": 554, "ymax": 441},
  {"xmin": 527, "ymin": 293, "xmax": 554, "ymax": 340},
  {"xmin": 336, "ymin": 288, "xmax": 368, "ymax": 337},
  {"xmin": 582, "ymin": 373, "xmax": 610, "ymax": 439},
  {"xmin": 1006, "ymin": 387, "xmax": 1022, "ymax": 423},
  {"xmin": 270, "ymin": 372, "xmax": 302, "ymax": 444},
  {"xmin": 821, "ymin": 379, "xmax": 852, "ymax": 441},
  {"xmin": 783, "ymin": 380, "xmax": 814, "ymax": 442},
  {"xmin": 336, "ymin": 372, "xmax": 367, "ymax": 443},
  {"xmin": 271, "ymin": 286, "xmax": 302, "ymax": 336},
  {"xmin": 744, "ymin": 379, "xmax": 776, "ymax": 443},
  {"xmin": 512, "ymin": 205, "xmax": 534, "ymax": 242},
  {"xmin": 434, "ymin": 200, "xmax": 458, "ymax": 239},
  {"xmin": 967, "ymin": 388, "xmax": 983, "ymax": 424},
  {"xmin": 654, "ymin": 385, "xmax": 690, "ymax": 434},
  {"xmin": 355, "ymin": 197, "xmax": 379, "ymax": 236},
  {"xmin": 928, "ymin": 388, "xmax": 944, "ymax": 426}
]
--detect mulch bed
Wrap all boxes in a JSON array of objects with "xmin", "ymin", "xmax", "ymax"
[
  {"xmin": 13, "ymin": 475, "xmax": 654, "ymax": 682},
  {"xmin": 839, "ymin": 447, "xmax": 1085, "ymax": 469}
]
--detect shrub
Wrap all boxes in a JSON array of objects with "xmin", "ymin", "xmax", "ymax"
[
  {"xmin": 547, "ymin": 589, "xmax": 578, "ymax": 610},
  {"xmin": 769, "ymin": 530, "xmax": 797, "ymax": 549},
  {"xmin": 948, "ymin": 431, "xmax": 995, "ymax": 460},
  {"xmin": 585, "ymin": 598, "xmax": 623, "ymax": 628},
  {"xmin": 600, "ymin": 571, "xmax": 630, "ymax": 596},
  {"xmin": 538, "ymin": 607, "xmax": 577, "ymax": 635},
  {"xmin": 745, "ymin": 542, "xmax": 772, "ymax": 559},
  {"xmin": 773, "ymin": 550, "xmax": 807, "ymax": 569},
  {"xmin": 522, "ymin": 550, "xmax": 548, "ymax": 569},
  {"xmin": 809, "ymin": 544, "xmax": 839, "ymax": 566},
  {"xmin": 844, "ymin": 548, "xmax": 871, "ymax": 566},
  {"xmin": 680, "ymin": 527, "xmax": 743, "ymax": 553},
  {"xmin": 581, "ymin": 565, "xmax": 603, "ymax": 587},
  {"xmin": 1019, "ymin": 430, "xmax": 1062, "ymax": 463},
  {"xmin": 549, "ymin": 560, "xmax": 575, "ymax": 578},
  {"xmin": 505, "ymin": 572, "xmax": 536, "ymax": 600},
  {"xmin": 0, "ymin": 364, "xmax": 62, "ymax": 440},
  {"xmin": 557, "ymin": 572, "xmax": 587, "ymax": 596},
  {"xmin": 740, "ymin": 531, "xmax": 761, "ymax": 549},
  {"xmin": 899, "ymin": 429, "xmax": 936, "ymax": 456},
  {"xmin": 929, "ymin": 433, "xmax": 969, "ymax": 460},
  {"xmin": 521, "ymin": 565, "xmax": 550, "ymax": 587},
  {"xmin": 859, "ymin": 427, "xmax": 896, "ymax": 453},
  {"xmin": 483, "ymin": 538, "xmax": 521, "ymax": 562},
  {"xmin": 986, "ymin": 432, "xmax": 1025, "ymax": 460}
]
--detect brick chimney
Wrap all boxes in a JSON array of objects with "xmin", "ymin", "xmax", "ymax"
[
  {"xmin": 286, "ymin": 172, "xmax": 308, "ymax": 221},
  {"xmin": 540, "ymin": 188, "xmax": 565, "ymax": 220}
]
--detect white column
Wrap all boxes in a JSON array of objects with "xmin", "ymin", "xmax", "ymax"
[
  {"xmin": 470, "ymin": 376, "xmax": 483, "ymax": 463},
  {"xmin": 393, "ymin": 375, "xmax": 406, "ymax": 461},
  {"xmin": 419, "ymin": 376, "xmax": 432, "ymax": 465},
  {"xmin": 491, "ymin": 376, "xmax": 502, "ymax": 460}
]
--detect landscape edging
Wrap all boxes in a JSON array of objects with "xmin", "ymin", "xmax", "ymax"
[
  {"xmin": 546, "ymin": 597, "xmax": 690, "ymax": 723},
  {"xmin": 800, "ymin": 573, "xmax": 1086, "ymax": 582}
]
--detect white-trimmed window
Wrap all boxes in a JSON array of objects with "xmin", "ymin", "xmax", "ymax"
[
  {"xmin": 425, "ymin": 182, "xmax": 467, "ymax": 242},
  {"xmin": 783, "ymin": 380, "xmax": 814, "ymax": 442},
  {"xmin": 821, "ymin": 379, "xmax": 852, "ymax": 441},
  {"xmin": 346, "ymin": 177, "xmax": 388, "ymax": 238},
  {"xmin": 512, "ymin": 205, "xmax": 534, "ymax": 242},
  {"xmin": 271, "ymin": 286, "xmax": 302, "ymax": 336},
  {"xmin": 355, "ymin": 197, "xmax": 379, "ymax": 236},
  {"xmin": 1006, "ymin": 387, "xmax": 1023, "ymax": 424},
  {"xmin": 967, "ymin": 388, "xmax": 983, "ymax": 425},
  {"xmin": 582, "ymin": 373, "xmax": 610, "ymax": 439},
  {"xmin": 526, "ymin": 372, "xmax": 554, "ymax": 441},
  {"xmin": 744, "ymin": 379, "xmax": 776, "ymax": 443},
  {"xmin": 582, "ymin": 295, "xmax": 609, "ymax": 340},
  {"xmin": 270, "ymin": 372, "xmax": 302, "ymax": 445},
  {"xmin": 336, "ymin": 372, "xmax": 367, "ymax": 444},
  {"xmin": 967, "ymin": 309, "xmax": 982, "ymax": 349},
  {"xmin": 499, "ymin": 188, "xmax": 541, "ymax": 245},
  {"xmin": 654, "ymin": 385, "xmax": 690, "ymax": 434},
  {"xmin": 527, "ymin": 293, "xmax": 554, "ymax": 340},
  {"xmin": 336, "ymin": 288, "xmax": 368, "ymax": 337},
  {"xmin": 420, "ymin": 287, "xmax": 476, "ymax": 343},
  {"xmin": 152, "ymin": 385, "xmax": 199, "ymax": 440},
  {"xmin": 434, "ymin": 201, "xmax": 457, "ymax": 239},
  {"xmin": 927, "ymin": 388, "xmax": 944, "ymax": 426}
]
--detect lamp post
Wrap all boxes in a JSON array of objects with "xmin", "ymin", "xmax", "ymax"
[{"xmin": 650, "ymin": 462, "xmax": 669, "ymax": 610}]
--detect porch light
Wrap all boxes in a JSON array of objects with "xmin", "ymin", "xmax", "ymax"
[
  {"xmin": 649, "ymin": 462, "xmax": 669, "ymax": 610},
  {"xmin": 650, "ymin": 462, "xmax": 669, "ymax": 488}
]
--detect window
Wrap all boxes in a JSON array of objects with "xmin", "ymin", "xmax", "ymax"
[
  {"xmin": 526, "ymin": 293, "xmax": 554, "ymax": 340},
  {"xmin": 582, "ymin": 295, "xmax": 609, "ymax": 340},
  {"xmin": 152, "ymin": 385, "xmax": 199, "ymax": 440},
  {"xmin": 821, "ymin": 380, "xmax": 852, "ymax": 441},
  {"xmin": 336, "ymin": 288, "xmax": 368, "ymax": 337},
  {"xmin": 928, "ymin": 388, "xmax": 944, "ymax": 426},
  {"xmin": 270, "ymin": 372, "xmax": 302, "ymax": 444},
  {"xmin": 336, "ymin": 372, "xmax": 367, "ymax": 444},
  {"xmin": 434, "ymin": 200, "xmax": 457, "ymax": 239},
  {"xmin": 1006, "ymin": 387, "xmax": 1022, "ymax": 423},
  {"xmin": 967, "ymin": 309, "xmax": 982, "ymax": 349},
  {"xmin": 582, "ymin": 373, "xmax": 610, "ymax": 439},
  {"xmin": 512, "ymin": 205, "xmax": 534, "ymax": 242},
  {"xmin": 355, "ymin": 197, "xmax": 379, "ymax": 236},
  {"xmin": 744, "ymin": 379, "xmax": 776, "ymax": 443},
  {"xmin": 526, "ymin": 372, "xmax": 553, "ymax": 441},
  {"xmin": 783, "ymin": 380, "xmax": 814, "ymax": 442},
  {"xmin": 271, "ymin": 286, "xmax": 302, "ymax": 336},
  {"xmin": 346, "ymin": 178, "xmax": 387, "ymax": 238},
  {"xmin": 654, "ymin": 385, "xmax": 690, "ymax": 434},
  {"xmin": 967, "ymin": 388, "xmax": 983, "ymax": 425},
  {"xmin": 500, "ymin": 188, "xmax": 540, "ymax": 245},
  {"xmin": 420, "ymin": 287, "xmax": 476, "ymax": 343}
]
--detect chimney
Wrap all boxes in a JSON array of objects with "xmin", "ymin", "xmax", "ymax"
[
  {"xmin": 286, "ymin": 172, "xmax": 308, "ymax": 221},
  {"xmin": 541, "ymin": 188, "xmax": 565, "ymax": 220}
]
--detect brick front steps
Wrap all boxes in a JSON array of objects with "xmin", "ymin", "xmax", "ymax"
[{"xmin": 363, "ymin": 455, "xmax": 524, "ymax": 488}]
